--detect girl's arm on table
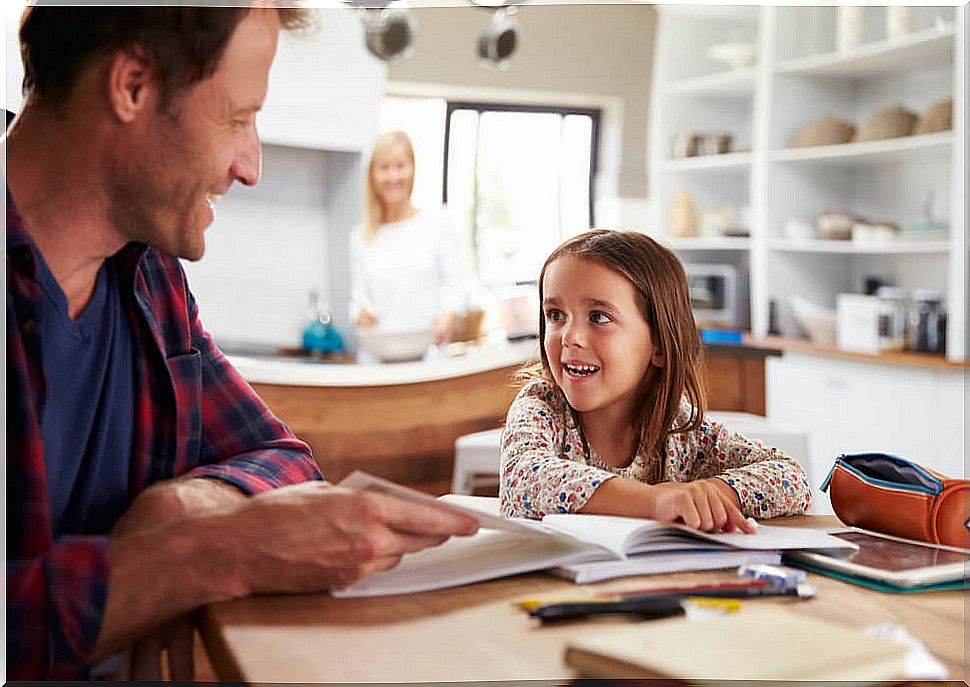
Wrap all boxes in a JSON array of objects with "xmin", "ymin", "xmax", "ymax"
[{"xmin": 689, "ymin": 417, "xmax": 813, "ymax": 518}]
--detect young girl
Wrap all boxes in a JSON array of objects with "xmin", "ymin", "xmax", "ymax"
[{"xmin": 500, "ymin": 230, "xmax": 811, "ymax": 531}]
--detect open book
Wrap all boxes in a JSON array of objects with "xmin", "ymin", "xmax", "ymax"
[{"xmin": 334, "ymin": 471, "xmax": 855, "ymax": 598}]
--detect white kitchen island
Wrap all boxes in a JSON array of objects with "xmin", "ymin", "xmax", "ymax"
[{"xmin": 227, "ymin": 339, "xmax": 539, "ymax": 388}]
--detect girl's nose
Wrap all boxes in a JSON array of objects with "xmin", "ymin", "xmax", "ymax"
[{"xmin": 561, "ymin": 320, "xmax": 584, "ymax": 348}]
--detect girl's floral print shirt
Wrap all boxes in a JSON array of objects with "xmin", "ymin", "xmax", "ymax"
[{"xmin": 500, "ymin": 378, "xmax": 812, "ymax": 520}]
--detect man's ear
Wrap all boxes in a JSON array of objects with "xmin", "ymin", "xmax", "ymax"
[{"xmin": 106, "ymin": 47, "xmax": 155, "ymax": 123}]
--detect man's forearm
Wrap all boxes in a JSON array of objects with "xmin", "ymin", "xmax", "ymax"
[
  {"xmin": 110, "ymin": 477, "xmax": 248, "ymax": 537},
  {"xmin": 91, "ymin": 478, "xmax": 250, "ymax": 660},
  {"xmin": 92, "ymin": 503, "xmax": 249, "ymax": 661}
]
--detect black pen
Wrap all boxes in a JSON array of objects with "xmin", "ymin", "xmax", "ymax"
[
  {"xmin": 528, "ymin": 594, "xmax": 687, "ymax": 622},
  {"xmin": 528, "ymin": 584, "xmax": 813, "ymax": 622}
]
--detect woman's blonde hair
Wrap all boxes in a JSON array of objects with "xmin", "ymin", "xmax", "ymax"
[
  {"xmin": 518, "ymin": 229, "xmax": 707, "ymax": 462},
  {"xmin": 363, "ymin": 130, "xmax": 416, "ymax": 244}
]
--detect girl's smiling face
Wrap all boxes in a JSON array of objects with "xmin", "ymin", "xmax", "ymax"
[{"xmin": 542, "ymin": 255, "xmax": 664, "ymax": 424}]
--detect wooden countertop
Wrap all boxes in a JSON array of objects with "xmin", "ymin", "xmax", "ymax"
[{"xmin": 750, "ymin": 335, "xmax": 967, "ymax": 370}]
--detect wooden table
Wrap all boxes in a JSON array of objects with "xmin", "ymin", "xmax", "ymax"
[{"xmin": 200, "ymin": 516, "xmax": 967, "ymax": 683}]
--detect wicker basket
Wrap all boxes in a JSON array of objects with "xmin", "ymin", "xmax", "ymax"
[
  {"xmin": 854, "ymin": 105, "xmax": 917, "ymax": 142},
  {"xmin": 915, "ymin": 98, "xmax": 952, "ymax": 135},
  {"xmin": 790, "ymin": 115, "xmax": 855, "ymax": 148}
]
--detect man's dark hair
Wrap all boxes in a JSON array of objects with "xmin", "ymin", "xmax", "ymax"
[{"xmin": 18, "ymin": 6, "xmax": 313, "ymax": 111}]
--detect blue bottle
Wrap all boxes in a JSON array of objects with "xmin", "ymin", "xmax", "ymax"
[{"xmin": 302, "ymin": 290, "xmax": 344, "ymax": 354}]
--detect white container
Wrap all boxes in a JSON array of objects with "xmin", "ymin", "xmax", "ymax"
[
  {"xmin": 886, "ymin": 6, "xmax": 913, "ymax": 40},
  {"xmin": 875, "ymin": 286, "xmax": 907, "ymax": 352},
  {"xmin": 836, "ymin": 294, "xmax": 882, "ymax": 354},
  {"xmin": 837, "ymin": 6, "xmax": 863, "ymax": 52}
]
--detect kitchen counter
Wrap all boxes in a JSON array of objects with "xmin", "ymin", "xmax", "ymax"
[
  {"xmin": 749, "ymin": 335, "xmax": 966, "ymax": 370},
  {"xmin": 227, "ymin": 339, "xmax": 540, "ymax": 387}
]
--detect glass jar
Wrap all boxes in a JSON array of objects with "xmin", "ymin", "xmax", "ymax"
[
  {"xmin": 906, "ymin": 289, "xmax": 947, "ymax": 354},
  {"xmin": 875, "ymin": 286, "xmax": 907, "ymax": 352}
]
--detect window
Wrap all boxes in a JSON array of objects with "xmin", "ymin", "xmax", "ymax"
[{"xmin": 379, "ymin": 96, "xmax": 599, "ymax": 288}]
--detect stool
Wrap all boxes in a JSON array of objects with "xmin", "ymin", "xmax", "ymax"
[{"xmin": 452, "ymin": 427, "xmax": 503, "ymax": 495}]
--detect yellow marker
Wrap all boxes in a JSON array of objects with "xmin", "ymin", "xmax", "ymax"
[
  {"xmin": 683, "ymin": 597, "xmax": 742, "ymax": 613},
  {"xmin": 516, "ymin": 597, "xmax": 600, "ymax": 612}
]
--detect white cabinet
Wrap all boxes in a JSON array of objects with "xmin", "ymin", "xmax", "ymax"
[
  {"xmin": 260, "ymin": 8, "xmax": 386, "ymax": 152},
  {"xmin": 766, "ymin": 353, "xmax": 965, "ymax": 514},
  {"xmin": 649, "ymin": 5, "xmax": 967, "ymax": 362}
]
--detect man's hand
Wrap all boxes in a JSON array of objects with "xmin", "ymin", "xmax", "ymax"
[
  {"xmin": 95, "ymin": 479, "xmax": 478, "ymax": 667},
  {"xmin": 645, "ymin": 479, "xmax": 755, "ymax": 533},
  {"xmin": 230, "ymin": 481, "xmax": 480, "ymax": 593}
]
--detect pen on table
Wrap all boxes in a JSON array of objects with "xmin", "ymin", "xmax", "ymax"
[
  {"xmin": 526, "ymin": 583, "xmax": 814, "ymax": 622},
  {"xmin": 517, "ymin": 580, "xmax": 766, "ymax": 611},
  {"xmin": 593, "ymin": 579, "xmax": 771, "ymax": 599}
]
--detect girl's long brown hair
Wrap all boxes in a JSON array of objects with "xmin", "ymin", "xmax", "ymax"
[
  {"xmin": 521, "ymin": 229, "xmax": 706, "ymax": 462},
  {"xmin": 363, "ymin": 130, "xmax": 415, "ymax": 244}
]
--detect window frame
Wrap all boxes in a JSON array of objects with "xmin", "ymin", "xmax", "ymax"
[{"xmin": 441, "ymin": 100, "xmax": 601, "ymax": 230}]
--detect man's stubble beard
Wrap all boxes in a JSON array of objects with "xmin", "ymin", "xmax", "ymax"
[{"xmin": 109, "ymin": 105, "xmax": 207, "ymax": 261}]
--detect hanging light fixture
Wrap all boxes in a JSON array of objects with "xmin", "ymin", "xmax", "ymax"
[
  {"xmin": 348, "ymin": 0, "xmax": 416, "ymax": 64},
  {"xmin": 469, "ymin": 0, "xmax": 524, "ymax": 69}
]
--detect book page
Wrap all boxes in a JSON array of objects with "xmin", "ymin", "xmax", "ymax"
[
  {"xmin": 332, "ymin": 526, "xmax": 604, "ymax": 597},
  {"xmin": 541, "ymin": 513, "xmax": 858, "ymax": 554}
]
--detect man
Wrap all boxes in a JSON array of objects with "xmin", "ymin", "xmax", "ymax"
[{"xmin": 6, "ymin": 6, "xmax": 479, "ymax": 680}]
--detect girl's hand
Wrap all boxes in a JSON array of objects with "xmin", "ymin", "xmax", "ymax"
[{"xmin": 647, "ymin": 479, "xmax": 756, "ymax": 533}]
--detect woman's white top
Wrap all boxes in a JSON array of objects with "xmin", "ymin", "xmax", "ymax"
[{"xmin": 348, "ymin": 208, "xmax": 465, "ymax": 331}]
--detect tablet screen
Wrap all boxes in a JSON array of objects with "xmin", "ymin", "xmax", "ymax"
[{"xmin": 833, "ymin": 531, "xmax": 970, "ymax": 572}]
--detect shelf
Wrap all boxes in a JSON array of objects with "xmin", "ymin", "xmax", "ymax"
[
  {"xmin": 768, "ymin": 132, "xmax": 953, "ymax": 166},
  {"xmin": 662, "ymin": 152, "xmax": 753, "ymax": 173},
  {"xmin": 666, "ymin": 68, "xmax": 757, "ymax": 97},
  {"xmin": 667, "ymin": 237, "xmax": 752, "ymax": 251},
  {"xmin": 775, "ymin": 25, "xmax": 956, "ymax": 78},
  {"xmin": 769, "ymin": 239, "xmax": 951, "ymax": 255}
]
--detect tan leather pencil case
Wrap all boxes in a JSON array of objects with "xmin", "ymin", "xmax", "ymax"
[{"xmin": 821, "ymin": 453, "xmax": 969, "ymax": 549}]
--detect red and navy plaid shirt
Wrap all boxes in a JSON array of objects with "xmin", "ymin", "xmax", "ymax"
[{"xmin": 6, "ymin": 193, "xmax": 323, "ymax": 680}]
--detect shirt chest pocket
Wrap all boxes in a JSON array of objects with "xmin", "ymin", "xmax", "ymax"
[{"xmin": 165, "ymin": 348, "xmax": 202, "ymax": 469}]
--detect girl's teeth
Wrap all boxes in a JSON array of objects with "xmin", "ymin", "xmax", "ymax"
[{"xmin": 565, "ymin": 363, "xmax": 600, "ymax": 376}]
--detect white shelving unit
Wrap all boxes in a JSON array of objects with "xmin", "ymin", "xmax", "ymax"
[{"xmin": 649, "ymin": 4, "xmax": 966, "ymax": 363}]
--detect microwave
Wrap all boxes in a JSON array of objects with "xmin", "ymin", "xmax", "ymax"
[{"xmin": 683, "ymin": 263, "xmax": 747, "ymax": 329}]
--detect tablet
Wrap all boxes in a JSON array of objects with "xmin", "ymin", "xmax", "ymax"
[{"xmin": 785, "ymin": 527, "xmax": 970, "ymax": 588}]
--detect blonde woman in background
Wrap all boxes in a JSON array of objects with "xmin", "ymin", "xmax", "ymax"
[{"xmin": 349, "ymin": 130, "xmax": 464, "ymax": 345}]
